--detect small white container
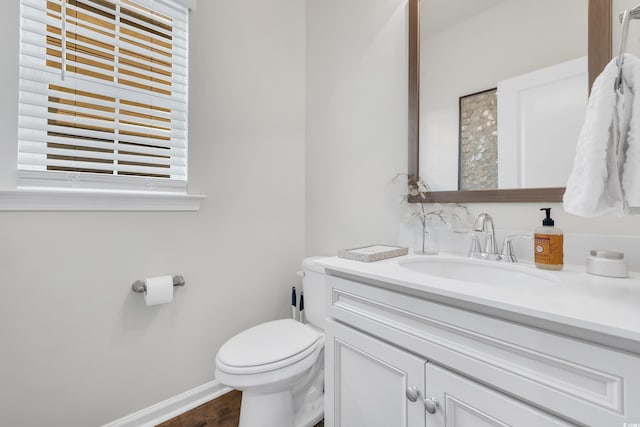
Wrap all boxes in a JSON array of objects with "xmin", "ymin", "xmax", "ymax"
[{"xmin": 586, "ymin": 250, "xmax": 628, "ymax": 278}]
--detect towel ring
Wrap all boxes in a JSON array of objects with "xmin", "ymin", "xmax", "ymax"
[{"xmin": 615, "ymin": 4, "xmax": 640, "ymax": 92}]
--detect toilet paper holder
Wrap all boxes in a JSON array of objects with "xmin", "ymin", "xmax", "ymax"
[{"xmin": 131, "ymin": 275, "xmax": 186, "ymax": 293}]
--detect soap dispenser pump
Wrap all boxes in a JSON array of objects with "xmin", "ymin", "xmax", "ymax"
[{"xmin": 534, "ymin": 208, "xmax": 563, "ymax": 270}]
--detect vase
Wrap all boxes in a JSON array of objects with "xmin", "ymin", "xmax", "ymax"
[{"xmin": 414, "ymin": 225, "xmax": 438, "ymax": 255}]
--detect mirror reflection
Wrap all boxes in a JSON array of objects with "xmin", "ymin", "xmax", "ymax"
[{"xmin": 419, "ymin": 0, "xmax": 588, "ymax": 191}]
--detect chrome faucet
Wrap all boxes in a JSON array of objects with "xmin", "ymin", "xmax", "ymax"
[
  {"xmin": 466, "ymin": 213, "xmax": 533, "ymax": 262},
  {"xmin": 472, "ymin": 213, "xmax": 499, "ymax": 259}
]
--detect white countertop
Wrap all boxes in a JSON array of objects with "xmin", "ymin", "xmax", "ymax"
[{"xmin": 318, "ymin": 253, "xmax": 640, "ymax": 350}]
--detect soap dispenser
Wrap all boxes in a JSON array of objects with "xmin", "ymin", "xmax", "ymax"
[{"xmin": 534, "ymin": 208, "xmax": 563, "ymax": 270}]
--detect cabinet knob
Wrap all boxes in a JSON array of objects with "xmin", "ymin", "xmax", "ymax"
[
  {"xmin": 423, "ymin": 397, "xmax": 439, "ymax": 414},
  {"xmin": 405, "ymin": 386, "xmax": 421, "ymax": 402}
]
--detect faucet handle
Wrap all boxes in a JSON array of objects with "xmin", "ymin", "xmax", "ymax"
[
  {"xmin": 500, "ymin": 235, "xmax": 533, "ymax": 262},
  {"xmin": 468, "ymin": 233, "xmax": 483, "ymax": 258},
  {"xmin": 454, "ymin": 230, "xmax": 483, "ymax": 258}
]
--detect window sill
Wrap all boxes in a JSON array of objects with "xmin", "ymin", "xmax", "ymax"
[{"xmin": 0, "ymin": 189, "xmax": 205, "ymax": 211}]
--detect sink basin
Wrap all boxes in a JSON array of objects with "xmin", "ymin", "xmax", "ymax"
[{"xmin": 398, "ymin": 257, "xmax": 559, "ymax": 286}]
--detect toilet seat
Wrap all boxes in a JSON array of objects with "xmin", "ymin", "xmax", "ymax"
[{"xmin": 216, "ymin": 319, "xmax": 322, "ymax": 375}]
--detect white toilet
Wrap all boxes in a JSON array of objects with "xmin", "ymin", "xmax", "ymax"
[{"xmin": 215, "ymin": 257, "xmax": 326, "ymax": 427}]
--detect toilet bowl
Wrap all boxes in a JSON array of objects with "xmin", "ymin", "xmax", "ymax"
[{"xmin": 214, "ymin": 257, "xmax": 327, "ymax": 427}]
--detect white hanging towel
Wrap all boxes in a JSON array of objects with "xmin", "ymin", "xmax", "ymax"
[{"xmin": 563, "ymin": 54, "xmax": 640, "ymax": 216}]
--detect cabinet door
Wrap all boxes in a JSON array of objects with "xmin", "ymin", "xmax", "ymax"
[
  {"xmin": 325, "ymin": 319, "xmax": 426, "ymax": 427},
  {"xmin": 424, "ymin": 364, "xmax": 575, "ymax": 427}
]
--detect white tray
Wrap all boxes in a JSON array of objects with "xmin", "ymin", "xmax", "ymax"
[{"xmin": 338, "ymin": 245, "xmax": 408, "ymax": 262}]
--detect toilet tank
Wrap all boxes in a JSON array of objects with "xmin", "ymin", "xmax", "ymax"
[{"xmin": 301, "ymin": 257, "xmax": 327, "ymax": 330}]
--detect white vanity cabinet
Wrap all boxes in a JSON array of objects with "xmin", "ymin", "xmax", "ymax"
[
  {"xmin": 325, "ymin": 319, "xmax": 426, "ymax": 427},
  {"xmin": 424, "ymin": 364, "xmax": 573, "ymax": 427},
  {"xmin": 323, "ymin": 273, "xmax": 640, "ymax": 427},
  {"xmin": 326, "ymin": 319, "xmax": 573, "ymax": 427}
]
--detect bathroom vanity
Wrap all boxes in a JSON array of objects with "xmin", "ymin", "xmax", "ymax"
[{"xmin": 318, "ymin": 255, "xmax": 640, "ymax": 427}]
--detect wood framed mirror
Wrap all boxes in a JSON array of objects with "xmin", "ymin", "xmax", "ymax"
[{"xmin": 408, "ymin": 0, "xmax": 612, "ymax": 203}]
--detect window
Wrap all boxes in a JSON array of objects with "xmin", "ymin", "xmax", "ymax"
[{"xmin": 18, "ymin": 0, "xmax": 189, "ymax": 194}]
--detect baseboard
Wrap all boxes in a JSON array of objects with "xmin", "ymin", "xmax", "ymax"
[{"xmin": 102, "ymin": 380, "xmax": 233, "ymax": 427}]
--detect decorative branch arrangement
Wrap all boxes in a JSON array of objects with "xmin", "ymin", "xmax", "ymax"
[
  {"xmin": 396, "ymin": 174, "xmax": 471, "ymax": 254},
  {"xmin": 404, "ymin": 174, "xmax": 430, "ymax": 201}
]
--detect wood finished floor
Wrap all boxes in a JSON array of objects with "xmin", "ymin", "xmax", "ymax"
[{"xmin": 156, "ymin": 390, "xmax": 323, "ymax": 427}]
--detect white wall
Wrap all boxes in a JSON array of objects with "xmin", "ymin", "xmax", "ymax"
[
  {"xmin": 0, "ymin": 1, "xmax": 305, "ymax": 425},
  {"xmin": 460, "ymin": 202, "xmax": 640, "ymax": 235},
  {"xmin": 306, "ymin": 0, "xmax": 408, "ymax": 256}
]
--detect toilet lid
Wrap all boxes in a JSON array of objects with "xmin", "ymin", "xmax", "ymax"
[{"xmin": 217, "ymin": 319, "xmax": 322, "ymax": 371}]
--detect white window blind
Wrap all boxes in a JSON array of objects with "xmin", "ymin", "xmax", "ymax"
[{"xmin": 18, "ymin": 0, "xmax": 188, "ymax": 193}]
